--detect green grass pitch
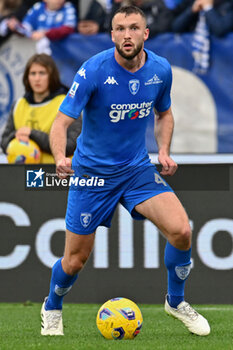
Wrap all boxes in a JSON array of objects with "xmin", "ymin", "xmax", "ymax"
[{"xmin": 0, "ymin": 303, "xmax": 232, "ymax": 350}]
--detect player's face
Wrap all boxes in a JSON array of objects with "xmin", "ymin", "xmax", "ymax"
[
  {"xmin": 111, "ymin": 13, "xmax": 149, "ymax": 60},
  {"xmin": 44, "ymin": 0, "xmax": 65, "ymax": 11},
  {"xmin": 28, "ymin": 63, "xmax": 50, "ymax": 95}
]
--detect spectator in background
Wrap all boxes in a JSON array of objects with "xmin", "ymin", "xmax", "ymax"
[
  {"xmin": 172, "ymin": 0, "xmax": 233, "ymax": 37},
  {"xmin": 107, "ymin": 0, "xmax": 174, "ymax": 37},
  {"xmin": 1, "ymin": 54, "xmax": 81, "ymax": 163},
  {"xmin": 0, "ymin": 0, "xmax": 22, "ymax": 45},
  {"xmin": 8, "ymin": 0, "xmax": 77, "ymax": 53},
  {"xmin": 77, "ymin": 0, "xmax": 107, "ymax": 35},
  {"xmin": 0, "ymin": 1, "xmax": 39, "ymax": 46}
]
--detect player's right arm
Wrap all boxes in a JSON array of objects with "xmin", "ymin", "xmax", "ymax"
[
  {"xmin": 50, "ymin": 111, "xmax": 75, "ymax": 179},
  {"xmin": 53, "ymin": 59, "xmax": 96, "ymax": 179}
]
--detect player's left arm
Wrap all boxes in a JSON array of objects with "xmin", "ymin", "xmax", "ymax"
[{"xmin": 154, "ymin": 107, "xmax": 178, "ymax": 176}]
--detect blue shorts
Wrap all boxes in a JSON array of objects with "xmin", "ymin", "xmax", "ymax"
[{"xmin": 65, "ymin": 164, "xmax": 173, "ymax": 234}]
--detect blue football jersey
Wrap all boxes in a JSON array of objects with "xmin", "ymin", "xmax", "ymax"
[
  {"xmin": 22, "ymin": 1, "xmax": 76, "ymax": 32},
  {"xmin": 59, "ymin": 48, "xmax": 172, "ymax": 172}
]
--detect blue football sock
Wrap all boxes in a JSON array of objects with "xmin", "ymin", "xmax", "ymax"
[
  {"xmin": 164, "ymin": 241, "xmax": 192, "ymax": 308},
  {"xmin": 45, "ymin": 258, "xmax": 78, "ymax": 310}
]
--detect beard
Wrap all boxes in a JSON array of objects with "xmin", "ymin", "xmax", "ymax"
[{"xmin": 115, "ymin": 41, "xmax": 143, "ymax": 60}]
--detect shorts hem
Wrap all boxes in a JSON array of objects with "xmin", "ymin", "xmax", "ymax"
[
  {"xmin": 135, "ymin": 188, "xmax": 174, "ymax": 206},
  {"xmin": 66, "ymin": 224, "xmax": 97, "ymax": 235},
  {"xmin": 66, "ymin": 223, "xmax": 111, "ymax": 235}
]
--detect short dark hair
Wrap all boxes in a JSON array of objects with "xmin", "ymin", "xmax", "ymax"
[
  {"xmin": 23, "ymin": 54, "xmax": 61, "ymax": 93},
  {"xmin": 112, "ymin": 5, "xmax": 147, "ymax": 27}
]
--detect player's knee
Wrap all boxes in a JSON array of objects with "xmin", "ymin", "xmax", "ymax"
[
  {"xmin": 65, "ymin": 254, "xmax": 89, "ymax": 274},
  {"xmin": 173, "ymin": 225, "xmax": 192, "ymax": 250}
]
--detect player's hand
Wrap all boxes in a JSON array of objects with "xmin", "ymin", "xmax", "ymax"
[
  {"xmin": 56, "ymin": 157, "xmax": 74, "ymax": 179},
  {"xmin": 158, "ymin": 153, "xmax": 178, "ymax": 176}
]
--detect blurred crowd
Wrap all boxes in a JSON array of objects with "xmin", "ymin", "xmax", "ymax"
[
  {"xmin": 0, "ymin": 0, "xmax": 232, "ymax": 48},
  {"xmin": 0, "ymin": 0, "xmax": 232, "ymax": 162}
]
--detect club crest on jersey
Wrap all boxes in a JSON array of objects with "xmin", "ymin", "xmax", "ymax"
[
  {"xmin": 69, "ymin": 82, "xmax": 79, "ymax": 97},
  {"xmin": 129, "ymin": 79, "xmax": 140, "ymax": 95},
  {"xmin": 80, "ymin": 212, "xmax": 92, "ymax": 228}
]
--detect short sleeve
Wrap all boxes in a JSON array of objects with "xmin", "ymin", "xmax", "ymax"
[
  {"xmin": 155, "ymin": 60, "xmax": 172, "ymax": 113},
  {"xmin": 59, "ymin": 62, "xmax": 96, "ymax": 119}
]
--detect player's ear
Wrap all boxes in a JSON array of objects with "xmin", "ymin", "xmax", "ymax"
[
  {"xmin": 111, "ymin": 30, "xmax": 115, "ymax": 43},
  {"xmin": 144, "ymin": 28, "xmax": 149, "ymax": 41}
]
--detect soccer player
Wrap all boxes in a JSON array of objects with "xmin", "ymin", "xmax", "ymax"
[{"xmin": 41, "ymin": 5, "xmax": 210, "ymax": 336}]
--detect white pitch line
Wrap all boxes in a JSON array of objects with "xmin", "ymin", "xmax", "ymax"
[
  {"xmin": 196, "ymin": 307, "xmax": 233, "ymax": 311},
  {"xmin": 138, "ymin": 307, "xmax": 233, "ymax": 312}
]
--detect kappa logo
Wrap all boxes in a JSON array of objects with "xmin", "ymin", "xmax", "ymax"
[
  {"xmin": 129, "ymin": 79, "xmax": 140, "ymax": 95},
  {"xmin": 104, "ymin": 76, "xmax": 119, "ymax": 85},
  {"xmin": 78, "ymin": 68, "xmax": 86, "ymax": 79},
  {"xmin": 80, "ymin": 213, "xmax": 92, "ymax": 228},
  {"xmin": 69, "ymin": 82, "xmax": 79, "ymax": 97},
  {"xmin": 145, "ymin": 74, "xmax": 163, "ymax": 85}
]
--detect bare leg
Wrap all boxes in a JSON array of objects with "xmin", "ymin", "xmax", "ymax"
[
  {"xmin": 62, "ymin": 229, "xmax": 96, "ymax": 275},
  {"xmin": 135, "ymin": 192, "xmax": 192, "ymax": 250}
]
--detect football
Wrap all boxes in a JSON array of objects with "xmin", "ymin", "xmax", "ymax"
[
  {"xmin": 6, "ymin": 138, "xmax": 41, "ymax": 164},
  {"xmin": 96, "ymin": 297, "xmax": 143, "ymax": 340}
]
